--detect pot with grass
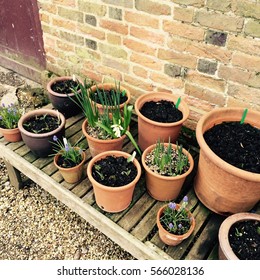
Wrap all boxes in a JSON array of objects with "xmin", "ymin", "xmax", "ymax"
[
  {"xmin": 141, "ymin": 140, "xmax": 194, "ymax": 201},
  {"xmin": 135, "ymin": 92, "xmax": 189, "ymax": 151},
  {"xmin": 194, "ymin": 107, "xmax": 260, "ymax": 215},
  {"xmin": 47, "ymin": 75, "xmax": 87, "ymax": 118},
  {"xmin": 87, "ymin": 150, "xmax": 141, "ymax": 213},
  {"xmin": 0, "ymin": 103, "xmax": 23, "ymax": 142},
  {"xmin": 18, "ymin": 108, "xmax": 66, "ymax": 157},
  {"xmin": 70, "ymin": 80, "xmax": 141, "ymax": 157}
]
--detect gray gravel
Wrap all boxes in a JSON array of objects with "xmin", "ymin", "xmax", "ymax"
[{"xmin": 0, "ymin": 67, "xmax": 134, "ymax": 260}]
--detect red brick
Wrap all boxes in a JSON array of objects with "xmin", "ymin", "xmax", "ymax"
[
  {"xmin": 130, "ymin": 53, "xmax": 163, "ymax": 71},
  {"xmin": 100, "ymin": 19, "xmax": 128, "ymax": 35},
  {"xmin": 52, "ymin": 17, "xmax": 77, "ymax": 31},
  {"xmin": 135, "ymin": 0, "xmax": 171, "ymax": 16},
  {"xmin": 149, "ymin": 72, "xmax": 184, "ymax": 89},
  {"xmin": 228, "ymin": 35, "xmax": 260, "ymax": 56},
  {"xmin": 130, "ymin": 26, "xmax": 164, "ymax": 46},
  {"xmin": 78, "ymin": 24, "xmax": 105, "ymax": 40},
  {"xmin": 54, "ymin": 0, "xmax": 76, "ymax": 6},
  {"xmin": 125, "ymin": 11, "xmax": 159, "ymax": 29},
  {"xmin": 232, "ymin": 52, "xmax": 260, "ymax": 72},
  {"xmin": 174, "ymin": 7, "xmax": 194, "ymax": 23},
  {"xmin": 163, "ymin": 20, "xmax": 204, "ymax": 41},
  {"xmin": 218, "ymin": 65, "xmax": 251, "ymax": 86},
  {"xmin": 102, "ymin": 57, "xmax": 130, "ymax": 74},
  {"xmin": 124, "ymin": 75, "xmax": 154, "ymax": 91},
  {"xmin": 97, "ymin": 65, "xmax": 122, "ymax": 82},
  {"xmin": 228, "ymin": 83, "xmax": 260, "ymax": 105},
  {"xmin": 132, "ymin": 66, "xmax": 148, "ymax": 79},
  {"xmin": 123, "ymin": 38, "xmax": 156, "ymax": 56}
]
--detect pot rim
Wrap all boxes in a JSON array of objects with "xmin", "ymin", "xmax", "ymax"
[
  {"xmin": 82, "ymin": 119, "xmax": 127, "ymax": 144},
  {"xmin": 87, "ymin": 150, "xmax": 142, "ymax": 191},
  {"xmin": 18, "ymin": 108, "xmax": 66, "ymax": 138},
  {"xmin": 47, "ymin": 76, "xmax": 83, "ymax": 97},
  {"xmin": 135, "ymin": 92, "xmax": 190, "ymax": 127},
  {"xmin": 196, "ymin": 107, "xmax": 260, "ymax": 181},
  {"xmin": 141, "ymin": 143, "xmax": 194, "ymax": 180},
  {"xmin": 218, "ymin": 212, "xmax": 260, "ymax": 260}
]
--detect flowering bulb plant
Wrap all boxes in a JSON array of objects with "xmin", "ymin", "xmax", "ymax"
[
  {"xmin": 70, "ymin": 79, "xmax": 141, "ymax": 155},
  {"xmin": 0, "ymin": 103, "xmax": 24, "ymax": 129},
  {"xmin": 51, "ymin": 135, "xmax": 84, "ymax": 168},
  {"xmin": 159, "ymin": 196, "xmax": 193, "ymax": 235}
]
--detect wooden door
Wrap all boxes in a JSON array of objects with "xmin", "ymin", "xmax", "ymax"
[{"xmin": 0, "ymin": 0, "xmax": 45, "ymax": 82}]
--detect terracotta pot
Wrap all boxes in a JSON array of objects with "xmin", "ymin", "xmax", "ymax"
[
  {"xmin": 194, "ymin": 107, "xmax": 260, "ymax": 215},
  {"xmin": 142, "ymin": 143, "xmax": 194, "ymax": 201},
  {"xmin": 0, "ymin": 127, "xmax": 22, "ymax": 142},
  {"xmin": 157, "ymin": 204, "xmax": 195, "ymax": 246},
  {"xmin": 47, "ymin": 76, "xmax": 82, "ymax": 118},
  {"xmin": 87, "ymin": 150, "xmax": 142, "ymax": 213},
  {"xmin": 82, "ymin": 119, "xmax": 126, "ymax": 157},
  {"xmin": 53, "ymin": 149, "xmax": 86, "ymax": 184},
  {"xmin": 89, "ymin": 83, "xmax": 131, "ymax": 113},
  {"xmin": 135, "ymin": 92, "xmax": 190, "ymax": 151},
  {"xmin": 218, "ymin": 212, "xmax": 260, "ymax": 260},
  {"xmin": 18, "ymin": 108, "xmax": 66, "ymax": 157}
]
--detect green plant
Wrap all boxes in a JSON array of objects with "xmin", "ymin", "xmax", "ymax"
[
  {"xmin": 51, "ymin": 135, "xmax": 83, "ymax": 167},
  {"xmin": 0, "ymin": 103, "xmax": 23, "ymax": 129},
  {"xmin": 160, "ymin": 196, "xmax": 192, "ymax": 235},
  {"xmin": 70, "ymin": 80, "xmax": 141, "ymax": 155},
  {"xmin": 150, "ymin": 139, "xmax": 189, "ymax": 176}
]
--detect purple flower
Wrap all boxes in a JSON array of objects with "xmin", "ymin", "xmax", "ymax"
[
  {"xmin": 53, "ymin": 135, "xmax": 58, "ymax": 141},
  {"xmin": 65, "ymin": 144, "xmax": 70, "ymax": 152},
  {"xmin": 168, "ymin": 223, "xmax": 173, "ymax": 229},
  {"xmin": 178, "ymin": 223, "xmax": 183, "ymax": 229},
  {"xmin": 183, "ymin": 196, "xmax": 188, "ymax": 203},
  {"xmin": 168, "ymin": 202, "xmax": 176, "ymax": 210}
]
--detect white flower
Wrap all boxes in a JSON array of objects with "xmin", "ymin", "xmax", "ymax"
[
  {"xmin": 72, "ymin": 74, "xmax": 76, "ymax": 81},
  {"xmin": 63, "ymin": 137, "xmax": 68, "ymax": 146},
  {"xmin": 111, "ymin": 124, "xmax": 123, "ymax": 138}
]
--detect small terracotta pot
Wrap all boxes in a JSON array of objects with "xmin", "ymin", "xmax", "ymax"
[
  {"xmin": 218, "ymin": 212, "xmax": 260, "ymax": 260},
  {"xmin": 89, "ymin": 83, "xmax": 131, "ymax": 113},
  {"xmin": 0, "ymin": 127, "xmax": 22, "ymax": 142},
  {"xmin": 135, "ymin": 92, "xmax": 189, "ymax": 151},
  {"xmin": 142, "ymin": 143, "xmax": 194, "ymax": 201},
  {"xmin": 18, "ymin": 108, "xmax": 66, "ymax": 157},
  {"xmin": 157, "ymin": 204, "xmax": 195, "ymax": 246},
  {"xmin": 54, "ymin": 149, "xmax": 86, "ymax": 184},
  {"xmin": 87, "ymin": 150, "xmax": 142, "ymax": 213},
  {"xmin": 194, "ymin": 107, "xmax": 260, "ymax": 215},
  {"xmin": 82, "ymin": 119, "xmax": 126, "ymax": 157},
  {"xmin": 47, "ymin": 76, "xmax": 82, "ymax": 118}
]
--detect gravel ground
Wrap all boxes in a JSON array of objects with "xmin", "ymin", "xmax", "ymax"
[{"xmin": 0, "ymin": 68, "xmax": 134, "ymax": 260}]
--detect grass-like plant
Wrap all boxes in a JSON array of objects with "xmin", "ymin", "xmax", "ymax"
[
  {"xmin": 70, "ymin": 80, "xmax": 141, "ymax": 155},
  {"xmin": 150, "ymin": 139, "xmax": 189, "ymax": 176},
  {"xmin": 0, "ymin": 103, "xmax": 23, "ymax": 129}
]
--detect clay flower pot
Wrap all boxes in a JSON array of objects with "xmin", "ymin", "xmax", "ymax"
[
  {"xmin": 87, "ymin": 150, "xmax": 142, "ymax": 213},
  {"xmin": 47, "ymin": 76, "xmax": 82, "ymax": 118},
  {"xmin": 218, "ymin": 212, "xmax": 260, "ymax": 260},
  {"xmin": 18, "ymin": 108, "xmax": 66, "ymax": 157},
  {"xmin": 82, "ymin": 119, "xmax": 127, "ymax": 157},
  {"xmin": 194, "ymin": 107, "xmax": 260, "ymax": 215},
  {"xmin": 135, "ymin": 92, "xmax": 189, "ymax": 151},
  {"xmin": 142, "ymin": 143, "xmax": 194, "ymax": 201},
  {"xmin": 54, "ymin": 149, "xmax": 86, "ymax": 184},
  {"xmin": 0, "ymin": 127, "xmax": 22, "ymax": 142},
  {"xmin": 89, "ymin": 83, "xmax": 130, "ymax": 113},
  {"xmin": 157, "ymin": 204, "xmax": 195, "ymax": 246}
]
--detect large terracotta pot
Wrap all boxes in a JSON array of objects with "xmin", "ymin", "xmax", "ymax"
[
  {"xmin": 194, "ymin": 107, "xmax": 260, "ymax": 215},
  {"xmin": 87, "ymin": 150, "xmax": 142, "ymax": 213},
  {"xmin": 53, "ymin": 149, "xmax": 86, "ymax": 184},
  {"xmin": 157, "ymin": 204, "xmax": 195, "ymax": 246},
  {"xmin": 135, "ymin": 92, "xmax": 189, "ymax": 151},
  {"xmin": 0, "ymin": 127, "xmax": 22, "ymax": 142},
  {"xmin": 47, "ymin": 76, "xmax": 82, "ymax": 118},
  {"xmin": 82, "ymin": 119, "xmax": 126, "ymax": 157},
  {"xmin": 89, "ymin": 83, "xmax": 131, "ymax": 113},
  {"xmin": 18, "ymin": 108, "xmax": 66, "ymax": 157},
  {"xmin": 142, "ymin": 143, "xmax": 194, "ymax": 201},
  {"xmin": 218, "ymin": 212, "xmax": 260, "ymax": 260}
]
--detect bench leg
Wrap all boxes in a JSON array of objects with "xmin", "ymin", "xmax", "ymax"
[{"xmin": 3, "ymin": 160, "xmax": 23, "ymax": 190}]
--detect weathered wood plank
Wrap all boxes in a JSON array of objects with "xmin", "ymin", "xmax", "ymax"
[{"xmin": 3, "ymin": 159, "xmax": 23, "ymax": 190}]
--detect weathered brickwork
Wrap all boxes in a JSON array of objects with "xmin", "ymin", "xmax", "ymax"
[{"xmin": 38, "ymin": 0, "xmax": 260, "ymax": 129}]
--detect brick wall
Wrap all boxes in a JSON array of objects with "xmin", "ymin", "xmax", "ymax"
[{"xmin": 38, "ymin": 0, "xmax": 260, "ymax": 129}]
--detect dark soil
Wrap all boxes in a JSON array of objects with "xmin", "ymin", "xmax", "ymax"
[
  {"xmin": 92, "ymin": 156, "xmax": 137, "ymax": 187},
  {"xmin": 56, "ymin": 156, "xmax": 81, "ymax": 168},
  {"xmin": 140, "ymin": 100, "xmax": 183, "ymax": 123},
  {"xmin": 229, "ymin": 219, "xmax": 260, "ymax": 260},
  {"xmin": 23, "ymin": 115, "xmax": 60, "ymax": 134},
  {"xmin": 51, "ymin": 79, "xmax": 79, "ymax": 94},
  {"xmin": 204, "ymin": 121, "xmax": 260, "ymax": 173},
  {"xmin": 90, "ymin": 89, "xmax": 127, "ymax": 106}
]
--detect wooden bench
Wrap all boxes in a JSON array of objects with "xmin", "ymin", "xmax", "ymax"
[{"xmin": 1, "ymin": 108, "xmax": 259, "ymax": 260}]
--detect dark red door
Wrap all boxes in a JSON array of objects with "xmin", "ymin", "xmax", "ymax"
[{"xmin": 0, "ymin": 0, "xmax": 45, "ymax": 82}]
